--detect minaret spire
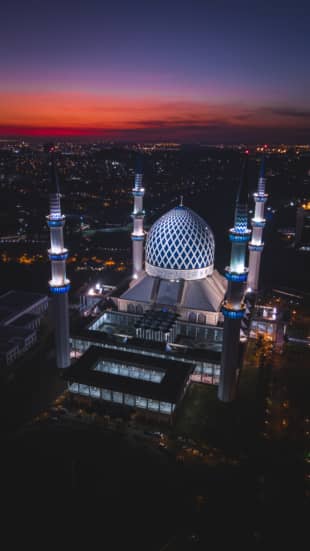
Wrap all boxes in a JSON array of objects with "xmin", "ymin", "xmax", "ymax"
[
  {"xmin": 218, "ymin": 154, "xmax": 251, "ymax": 402},
  {"xmin": 247, "ymin": 156, "xmax": 268, "ymax": 293},
  {"xmin": 45, "ymin": 144, "xmax": 71, "ymax": 369},
  {"xmin": 131, "ymin": 155, "xmax": 145, "ymax": 279}
]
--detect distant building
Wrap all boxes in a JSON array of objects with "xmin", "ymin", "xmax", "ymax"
[
  {"xmin": 0, "ymin": 290, "xmax": 48, "ymax": 326},
  {"xmin": 295, "ymin": 201, "xmax": 310, "ymax": 251},
  {"xmin": 250, "ymin": 305, "xmax": 279, "ymax": 342},
  {"xmin": 78, "ymin": 282, "xmax": 116, "ymax": 314},
  {"xmin": 0, "ymin": 290, "xmax": 48, "ymax": 367}
]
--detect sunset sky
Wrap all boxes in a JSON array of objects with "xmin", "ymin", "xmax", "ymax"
[{"xmin": 1, "ymin": 0, "xmax": 309, "ymax": 142}]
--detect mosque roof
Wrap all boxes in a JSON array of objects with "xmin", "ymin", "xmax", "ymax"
[
  {"xmin": 121, "ymin": 270, "xmax": 226, "ymax": 313},
  {"xmin": 145, "ymin": 206, "xmax": 215, "ymax": 280}
]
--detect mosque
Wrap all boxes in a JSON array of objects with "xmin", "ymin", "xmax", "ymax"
[
  {"xmin": 46, "ymin": 147, "xmax": 267, "ymax": 419},
  {"xmin": 118, "ymin": 203, "xmax": 226, "ymax": 328}
]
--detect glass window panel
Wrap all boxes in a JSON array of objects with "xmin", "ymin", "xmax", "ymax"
[
  {"xmin": 89, "ymin": 386, "xmax": 100, "ymax": 398},
  {"xmin": 197, "ymin": 328, "xmax": 205, "ymax": 338},
  {"xmin": 79, "ymin": 384, "xmax": 89, "ymax": 396},
  {"xmin": 124, "ymin": 394, "xmax": 135, "ymax": 406},
  {"xmin": 94, "ymin": 361, "xmax": 164, "ymax": 383},
  {"xmin": 160, "ymin": 401, "xmax": 172, "ymax": 414},
  {"xmin": 148, "ymin": 399, "xmax": 159, "ymax": 411},
  {"xmin": 151, "ymin": 372, "xmax": 162, "ymax": 383},
  {"xmin": 142, "ymin": 369, "xmax": 150, "ymax": 381},
  {"xmin": 110, "ymin": 363, "xmax": 119, "ymax": 374},
  {"xmin": 112, "ymin": 391, "xmax": 123, "ymax": 404},
  {"xmin": 136, "ymin": 396, "xmax": 147, "ymax": 409},
  {"xmin": 203, "ymin": 366, "xmax": 212, "ymax": 374},
  {"xmin": 102, "ymin": 388, "xmax": 112, "ymax": 401},
  {"xmin": 120, "ymin": 366, "xmax": 128, "ymax": 377}
]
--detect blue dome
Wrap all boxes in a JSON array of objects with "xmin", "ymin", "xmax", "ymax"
[{"xmin": 145, "ymin": 206, "xmax": 215, "ymax": 280}]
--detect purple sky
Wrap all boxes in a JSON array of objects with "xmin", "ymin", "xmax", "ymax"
[{"xmin": 1, "ymin": 0, "xmax": 309, "ymax": 142}]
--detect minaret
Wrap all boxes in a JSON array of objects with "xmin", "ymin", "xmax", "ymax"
[
  {"xmin": 46, "ymin": 145, "xmax": 71, "ymax": 369},
  {"xmin": 131, "ymin": 157, "xmax": 145, "ymax": 279},
  {"xmin": 218, "ymin": 155, "xmax": 251, "ymax": 402},
  {"xmin": 247, "ymin": 158, "xmax": 268, "ymax": 293}
]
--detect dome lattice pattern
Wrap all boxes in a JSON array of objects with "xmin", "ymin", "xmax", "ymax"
[{"xmin": 145, "ymin": 206, "xmax": 214, "ymax": 272}]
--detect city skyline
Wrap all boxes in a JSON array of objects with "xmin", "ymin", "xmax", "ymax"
[{"xmin": 1, "ymin": 0, "xmax": 309, "ymax": 142}]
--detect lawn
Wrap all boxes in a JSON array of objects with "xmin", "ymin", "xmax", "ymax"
[{"xmin": 173, "ymin": 363, "xmax": 261, "ymax": 454}]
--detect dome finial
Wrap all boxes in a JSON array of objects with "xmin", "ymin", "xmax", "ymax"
[{"xmin": 179, "ymin": 195, "xmax": 184, "ymax": 207}]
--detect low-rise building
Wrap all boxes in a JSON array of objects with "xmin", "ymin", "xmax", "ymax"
[
  {"xmin": 0, "ymin": 290, "xmax": 48, "ymax": 367},
  {"xmin": 64, "ymin": 345, "xmax": 193, "ymax": 421}
]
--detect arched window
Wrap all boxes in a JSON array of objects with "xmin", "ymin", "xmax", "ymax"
[
  {"xmin": 188, "ymin": 312, "xmax": 196, "ymax": 323},
  {"xmin": 127, "ymin": 303, "xmax": 135, "ymax": 313},
  {"xmin": 197, "ymin": 313, "xmax": 205, "ymax": 324},
  {"xmin": 136, "ymin": 304, "xmax": 143, "ymax": 314}
]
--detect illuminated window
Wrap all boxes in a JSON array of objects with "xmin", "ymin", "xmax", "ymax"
[
  {"xmin": 89, "ymin": 386, "xmax": 100, "ymax": 398},
  {"xmin": 112, "ymin": 391, "xmax": 123, "ymax": 404},
  {"xmin": 119, "ymin": 365, "xmax": 128, "ymax": 377},
  {"xmin": 160, "ymin": 401, "xmax": 172, "ymax": 414},
  {"xmin": 202, "ymin": 365, "xmax": 213, "ymax": 375},
  {"xmin": 136, "ymin": 396, "xmax": 147, "ymax": 409},
  {"xmin": 124, "ymin": 394, "xmax": 135, "ymax": 406},
  {"xmin": 102, "ymin": 388, "xmax": 111, "ymax": 401},
  {"xmin": 148, "ymin": 399, "xmax": 159, "ymax": 411},
  {"xmin": 94, "ymin": 361, "xmax": 164, "ymax": 383}
]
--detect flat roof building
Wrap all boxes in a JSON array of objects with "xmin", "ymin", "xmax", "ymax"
[
  {"xmin": 0, "ymin": 290, "xmax": 48, "ymax": 326},
  {"xmin": 64, "ymin": 345, "xmax": 193, "ymax": 419},
  {"xmin": 0, "ymin": 290, "xmax": 48, "ymax": 367}
]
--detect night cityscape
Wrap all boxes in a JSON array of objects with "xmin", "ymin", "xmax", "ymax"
[{"xmin": 1, "ymin": 1, "xmax": 309, "ymax": 548}]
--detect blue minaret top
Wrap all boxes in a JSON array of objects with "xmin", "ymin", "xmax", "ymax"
[
  {"xmin": 234, "ymin": 155, "xmax": 249, "ymax": 233},
  {"xmin": 227, "ymin": 154, "xmax": 251, "ymax": 276}
]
